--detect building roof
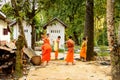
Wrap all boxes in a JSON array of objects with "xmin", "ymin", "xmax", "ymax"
[
  {"xmin": 9, "ymin": 20, "xmax": 17, "ymax": 27},
  {"xmin": 43, "ymin": 17, "xmax": 67, "ymax": 29},
  {"xmin": 0, "ymin": 11, "xmax": 6, "ymax": 20},
  {"xmin": 0, "ymin": 11, "xmax": 11, "ymax": 23}
]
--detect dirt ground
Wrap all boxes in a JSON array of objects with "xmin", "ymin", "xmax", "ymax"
[{"xmin": 19, "ymin": 52, "xmax": 111, "ymax": 80}]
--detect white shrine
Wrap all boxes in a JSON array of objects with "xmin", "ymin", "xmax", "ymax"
[{"xmin": 43, "ymin": 17, "xmax": 67, "ymax": 49}]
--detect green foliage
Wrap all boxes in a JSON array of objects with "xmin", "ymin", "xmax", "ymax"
[
  {"xmin": 42, "ymin": 0, "xmax": 85, "ymax": 44},
  {"xmin": 99, "ymin": 46, "xmax": 108, "ymax": 51},
  {"xmin": 115, "ymin": 0, "xmax": 120, "ymax": 22},
  {"xmin": 94, "ymin": 0, "xmax": 107, "ymax": 46},
  {"xmin": 97, "ymin": 46, "xmax": 110, "ymax": 56},
  {"xmin": 51, "ymin": 47, "xmax": 65, "ymax": 53},
  {"xmin": 35, "ymin": 40, "xmax": 43, "ymax": 46},
  {"xmin": 34, "ymin": 13, "xmax": 43, "ymax": 33},
  {"xmin": 114, "ymin": 0, "xmax": 120, "ymax": 36},
  {"xmin": 98, "ymin": 52, "xmax": 110, "ymax": 56},
  {"xmin": 96, "ymin": 24, "xmax": 108, "ymax": 46},
  {"xmin": 59, "ymin": 48, "xmax": 65, "ymax": 53},
  {"xmin": 94, "ymin": 0, "xmax": 106, "ymax": 18},
  {"xmin": 1, "ymin": 3, "xmax": 14, "ymax": 19}
]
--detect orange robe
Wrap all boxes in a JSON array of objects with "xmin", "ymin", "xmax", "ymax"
[
  {"xmin": 80, "ymin": 41, "xmax": 87, "ymax": 60},
  {"xmin": 44, "ymin": 37, "xmax": 50, "ymax": 45},
  {"xmin": 65, "ymin": 39, "xmax": 75, "ymax": 62},
  {"xmin": 41, "ymin": 38, "xmax": 52, "ymax": 62}
]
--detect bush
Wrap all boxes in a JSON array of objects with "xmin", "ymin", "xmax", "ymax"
[
  {"xmin": 99, "ymin": 46, "xmax": 108, "ymax": 51},
  {"xmin": 35, "ymin": 40, "xmax": 43, "ymax": 46},
  {"xmin": 98, "ymin": 52, "xmax": 110, "ymax": 56},
  {"xmin": 98, "ymin": 46, "xmax": 110, "ymax": 56},
  {"xmin": 59, "ymin": 48, "xmax": 65, "ymax": 52}
]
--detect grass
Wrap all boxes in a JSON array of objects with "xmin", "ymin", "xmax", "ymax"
[
  {"xmin": 98, "ymin": 52, "xmax": 110, "ymax": 56},
  {"xmin": 97, "ymin": 45, "xmax": 110, "ymax": 56}
]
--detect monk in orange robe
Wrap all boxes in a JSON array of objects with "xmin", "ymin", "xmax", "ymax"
[
  {"xmin": 41, "ymin": 34, "xmax": 52, "ymax": 66},
  {"xmin": 41, "ymin": 33, "xmax": 50, "ymax": 45},
  {"xmin": 65, "ymin": 36, "xmax": 75, "ymax": 65},
  {"xmin": 80, "ymin": 37, "xmax": 87, "ymax": 61},
  {"xmin": 53, "ymin": 36, "xmax": 61, "ymax": 60},
  {"xmin": 46, "ymin": 33, "xmax": 50, "ymax": 45}
]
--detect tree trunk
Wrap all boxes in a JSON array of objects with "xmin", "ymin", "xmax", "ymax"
[
  {"xmin": 11, "ymin": 0, "xmax": 28, "ymax": 77},
  {"xmin": 107, "ymin": 0, "xmax": 115, "ymax": 50},
  {"xmin": 11, "ymin": 0, "xmax": 28, "ymax": 48},
  {"xmin": 31, "ymin": 21, "xmax": 36, "ymax": 50},
  {"xmin": 84, "ymin": 0, "xmax": 94, "ymax": 60},
  {"xmin": 27, "ymin": 0, "xmax": 36, "ymax": 50},
  {"xmin": 17, "ymin": 19, "xmax": 28, "ymax": 48},
  {"xmin": 73, "ymin": 31, "xmax": 79, "ymax": 45},
  {"xmin": 118, "ymin": 23, "xmax": 120, "ymax": 44},
  {"xmin": 106, "ymin": 0, "xmax": 120, "ymax": 80},
  {"xmin": 15, "ymin": 35, "xmax": 25, "ymax": 77},
  {"xmin": 111, "ymin": 46, "xmax": 120, "ymax": 80},
  {"xmin": 110, "ymin": 22, "xmax": 120, "ymax": 80}
]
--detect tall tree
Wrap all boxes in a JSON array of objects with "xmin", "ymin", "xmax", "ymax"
[
  {"xmin": 118, "ymin": 23, "xmax": 120, "ymax": 44},
  {"xmin": 23, "ymin": 0, "xmax": 55, "ymax": 49},
  {"xmin": 94, "ymin": 0, "xmax": 106, "ymax": 46},
  {"xmin": 11, "ymin": 0, "xmax": 27, "ymax": 77},
  {"xmin": 84, "ymin": 0, "xmax": 94, "ymax": 60},
  {"xmin": 107, "ymin": 0, "xmax": 120, "ymax": 80},
  {"xmin": 23, "ymin": 0, "xmax": 38, "ymax": 50},
  {"xmin": 107, "ymin": 0, "xmax": 115, "ymax": 50}
]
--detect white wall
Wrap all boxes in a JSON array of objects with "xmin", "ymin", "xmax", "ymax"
[
  {"xmin": 13, "ymin": 23, "xmax": 19, "ymax": 40},
  {"xmin": 24, "ymin": 23, "xmax": 32, "ymax": 47},
  {"xmin": 0, "ymin": 20, "xmax": 10, "ymax": 42},
  {"xmin": 13, "ymin": 21, "xmax": 32, "ymax": 47},
  {"xmin": 47, "ymin": 22, "xmax": 65, "ymax": 49}
]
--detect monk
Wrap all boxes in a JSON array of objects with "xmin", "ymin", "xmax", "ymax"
[
  {"xmin": 46, "ymin": 33, "xmax": 51, "ymax": 44},
  {"xmin": 41, "ymin": 33, "xmax": 50, "ymax": 45},
  {"xmin": 80, "ymin": 37, "xmax": 87, "ymax": 61},
  {"xmin": 41, "ymin": 34, "xmax": 52, "ymax": 66},
  {"xmin": 65, "ymin": 36, "xmax": 75, "ymax": 65},
  {"xmin": 53, "ymin": 36, "xmax": 61, "ymax": 60}
]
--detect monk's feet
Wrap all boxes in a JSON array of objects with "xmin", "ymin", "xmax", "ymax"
[
  {"xmin": 72, "ymin": 63, "xmax": 75, "ymax": 65},
  {"xmin": 46, "ymin": 63, "xmax": 49, "ymax": 66},
  {"xmin": 83, "ymin": 60, "xmax": 86, "ymax": 62},
  {"xmin": 81, "ymin": 58, "xmax": 86, "ymax": 62},
  {"xmin": 40, "ymin": 64, "xmax": 46, "ymax": 68},
  {"xmin": 55, "ymin": 58, "xmax": 58, "ymax": 60},
  {"xmin": 80, "ymin": 58, "xmax": 84, "ymax": 61},
  {"xmin": 65, "ymin": 63, "xmax": 68, "ymax": 65}
]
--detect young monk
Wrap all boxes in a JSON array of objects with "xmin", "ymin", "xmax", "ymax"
[
  {"xmin": 41, "ymin": 33, "xmax": 50, "ymax": 45},
  {"xmin": 65, "ymin": 36, "xmax": 75, "ymax": 65},
  {"xmin": 53, "ymin": 36, "xmax": 61, "ymax": 60},
  {"xmin": 41, "ymin": 34, "xmax": 52, "ymax": 66},
  {"xmin": 80, "ymin": 37, "xmax": 87, "ymax": 62},
  {"xmin": 46, "ymin": 33, "xmax": 50, "ymax": 44}
]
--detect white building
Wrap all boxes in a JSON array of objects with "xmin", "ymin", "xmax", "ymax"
[
  {"xmin": 0, "ymin": 11, "xmax": 10, "ymax": 45},
  {"xmin": 43, "ymin": 17, "xmax": 67, "ymax": 49},
  {"xmin": 10, "ymin": 21, "xmax": 32, "ymax": 47}
]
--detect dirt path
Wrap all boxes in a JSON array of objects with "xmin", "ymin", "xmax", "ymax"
[{"xmin": 20, "ymin": 60, "xmax": 111, "ymax": 80}]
